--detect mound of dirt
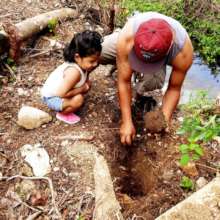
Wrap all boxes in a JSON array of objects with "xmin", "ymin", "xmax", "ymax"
[{"xmin": 144, "ymin": 108, "xmax": 167, "ymax": 133}]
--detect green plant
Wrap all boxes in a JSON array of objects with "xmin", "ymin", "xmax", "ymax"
[
  {"xmin": 180, "ymin": 176, "xmax": 194, "ymax": 190},
  {"xmin": 116, "ymin": 0, "xmax": 167, "ymax": 26},
  {"xmin": 116, "ymin": 0, "xmax": 220, "ymax": 66},
  {"xmin": 178, "ymin": 91, "xmax": 220, "ymax": 166},
  {"xmin": 76, "ymin": 215, "xmax": 85, "ymax": 220},
  {"xmin": 181, "ymin": 90, "xmax": 214, "ymax": 114},
  {"xmin": 179, "ymin": 143, "xmax": 203, "ymax": 166},
  {"xmin": 48, "ymin": 18, "xmax": 58, "ymax": 34}
]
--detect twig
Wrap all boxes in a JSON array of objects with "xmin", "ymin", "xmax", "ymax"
[
  {"xmin": 58, "ymin": 186, "xmax": 74, "ymax": 207},
  {"xmin": 196, "ymin": 162, "xmax": 220, "ymax": 172},
  {"xmin": 77, "ymin": 192, "xmax": 94, "ymax": 217},
  {"xmin": 0, "ymin": 151, "xmax": 9, "ymax": 160},
  {"xmin": 57, "ymin": 134, "xmax": 95, "ymax": 141},
  {"xmin": 0, "ymin": 175, "xmax": 62, "ymax": 219},
  {"xmin": 3, "ymin": 63, "xmax": 16, "ymax": 79},
  {"xmin": 130, "ymin": 214, "xmax": 145, "ymax": 220},
  {"xmin": 0, "ymin": 13, "xmax": 12, "ymax": 18},
  {"xmin": 29, "ymin": 49, "xmax": 59, "ymax": 58},
  {"xmin": 20, "ymin": 201, "xmax": 41, "ymax": 212},
  {"xmin": 26, "ymin": 211, "xmax": 42, "ymax": 220}
]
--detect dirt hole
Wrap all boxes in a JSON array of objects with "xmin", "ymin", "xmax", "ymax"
[{"xmin": 114, "ymin": 148, "xmax": 158, "ymax": 197}]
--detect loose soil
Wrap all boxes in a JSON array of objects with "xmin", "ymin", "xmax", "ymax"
[
  {"xmin": 1, "ymin": 1, "xmax": 220, "ymax": 219},
  {"xmin": 144, "ymin": 108, "xmax": 167, "ymax": 133}
]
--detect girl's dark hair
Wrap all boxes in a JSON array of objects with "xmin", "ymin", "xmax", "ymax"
[{"xmin": 63, "ymin": 30, "xmax": 102, "ymax": 62}]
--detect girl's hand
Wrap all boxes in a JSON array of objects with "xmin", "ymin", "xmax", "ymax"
[
  {"xmin": 82, "ymin": 80, "xmax": 91, "ymax": 93},
  {"xmin": 86, "ymin": 80, "xmax": 92, "ymax": 89}
]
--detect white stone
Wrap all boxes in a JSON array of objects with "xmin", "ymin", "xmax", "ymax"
[
  {"xmin": 95, "ymin": 26, "xmax": 104, "ymax": 34},
  {"xmin": 178, "ymin": 117, "xmax": 184, "ymax": 122},
  {"xmin": 61, "ymin": 140, "xmax": 69, "ymax": 147},
  {"xmin": 53, "ymin": 167, "xmax": 60, "ymax": 172},
  {"xmin": 213, "ymin": 136, "xmax": 220, "ymax": 144},
  {"xmin": 17, "ymin": 88, "xmax": 28, "ymax": 96},
  {"xmin": 17, "ymin": 106, "xmax": 52, "ymax": 129},
  {"xmin": 196, "ymin": 177, "xmax": 208, "ymax": 190},
  {"xmin": 69, "ymin": 172, "xmax": 79, "ymax": 178},
  {"xmin": 20, "ymin": 143, "xmax": 51, "ymax": 177}
]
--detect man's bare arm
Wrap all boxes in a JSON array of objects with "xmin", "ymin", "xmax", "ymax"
[
  {"xmin": 117, "ymin": 21, "xmax": 136, "ymax": 145},
  {"xmin": 162, "ymin": 38, "xmax": 193, "ymax": 121}
]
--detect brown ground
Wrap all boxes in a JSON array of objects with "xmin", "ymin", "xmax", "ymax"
[{"xmin": 1, "ymin": 1, "xmax": 220, "ymax": 219}]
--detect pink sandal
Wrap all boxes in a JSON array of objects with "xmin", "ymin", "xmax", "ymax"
[{"xmin": 56, "ymin": 112, "xmax": 80, "ymax": 124}]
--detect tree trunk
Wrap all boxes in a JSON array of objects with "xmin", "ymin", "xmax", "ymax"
[{"xmin": 0, "ymin": 8, "xmax": 77, "ymax": 61}]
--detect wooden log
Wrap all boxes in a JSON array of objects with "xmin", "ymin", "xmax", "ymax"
[{"xmin": 0, "ymin": 8, "xmax": 77, "ymax": 60}]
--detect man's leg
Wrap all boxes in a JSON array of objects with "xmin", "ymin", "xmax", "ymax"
[
  {"xmin": 100, "ymin": 30, "xmax": 120, "ymax": 65},
  {"xmin": 135, "ymin": 66, "xmax": 166, "ymax": 96},
  {"xmin": 134, "ymin": 67, "xmax": 166, "ymax": 115}
]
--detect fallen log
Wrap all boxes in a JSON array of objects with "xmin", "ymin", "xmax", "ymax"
[
  {"xmin": 93, "ymin": 153, "xmax": 124, "ymax": 220},
  {"xmin": 0, "ymin": 8, "xmax": 77, "ymax": 61},
  {"xmin": 156, "ymin": 176, "xmax": 220, "ymax": 220},
  {"xmin": 64, "ymin": 141, "xmax": 124, "ymax": 220}
]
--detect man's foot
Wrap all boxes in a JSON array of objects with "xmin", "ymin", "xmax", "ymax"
[
  {"xmin": 56, "ymin": 112, "xmax": 80, "ymax": 124},
  {"xmin": 133, "ymin": 95, "xmax": 157, "ymax": 120},
  {"xmin": 135, "ymin": 96, "xmax": 157, "ymax": 113}
]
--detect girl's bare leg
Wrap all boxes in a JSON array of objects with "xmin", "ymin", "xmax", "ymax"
[{"xmin": 61, "ymin": 94, "xmax": 84, "ymax": 114}]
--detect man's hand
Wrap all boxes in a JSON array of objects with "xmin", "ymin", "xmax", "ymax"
[{"xmin": 120, "ymin": 121, "xmax": 136, "ymax": 145}]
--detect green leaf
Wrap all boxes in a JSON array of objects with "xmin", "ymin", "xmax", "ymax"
[
  {"xmin": 179, "ymin": 144, "xmax": 189, "ymax": 154},
  {"xmin": 192, "ymin": 154, "xmax": 200, "ymax": 161},
  {"xmin": 11, "ymin": 65, "xmax": 17, "ymax": 72},
  {"xmin": 176, "ymin": 129, "xmax": 186, "ymax": 135},
  {"xmin": 48, "ymin": 18, "xmax": 58, "ymax": 33},
  {"xmin": 188, "ymin": 143, "xmax": 200, "ymax": 151},
  {"xmin": 180, "ymin": 154, "xmax": 190, "ymax": 166},
  {"xmin": 180, "ymin": 176, "xmax": 194, "ymax": 190},
  {"xmin": 6, "ymin": 57, "xmax": 14, "ymax": 65},
  {"xmin": 194, "ymin": 146, "xmax": 203, "ymax": 156},
  {"xmin": 76, "ymin": 215, "xmax": 85, "ymax": 220}
]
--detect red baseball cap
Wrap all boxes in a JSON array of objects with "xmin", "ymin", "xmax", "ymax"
[{"xmin": 128, "ymin": 18, "xmax": 173, "ymax": 74}]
